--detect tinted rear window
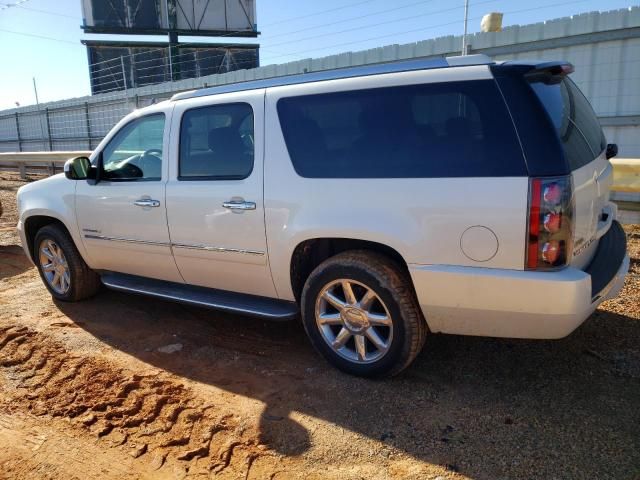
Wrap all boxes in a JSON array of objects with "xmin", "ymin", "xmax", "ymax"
[
  {"xmin": 277, "ymin": 80, "xmax": 525, "ymax": 178},
  {"xmin": 529, "ymin": 77, "xmax": 605, "ymax": 170}
]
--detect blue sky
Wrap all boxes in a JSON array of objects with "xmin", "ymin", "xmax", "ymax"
[{"xmin": 0, "ymin": 0, "xmax": 636, "ymax": 109}]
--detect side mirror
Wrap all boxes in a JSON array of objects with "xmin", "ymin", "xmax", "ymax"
[
  {"xmin": 64, "ymin": 156, "xmax": 91, "ymax": 180},
  {"xmin": 606, "ymin": 143, "xmax": 618, "ymax": 160}
]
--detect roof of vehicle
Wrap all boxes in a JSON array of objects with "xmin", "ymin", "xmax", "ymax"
[{"xmin": 170, "ymin": 54, "xmax": 494, "ymax": 102}]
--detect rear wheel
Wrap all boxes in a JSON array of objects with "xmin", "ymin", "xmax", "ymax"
[
  {"xmin": 34, "ymin": 224, "xmax": 101, "ymax": 302},
  {"xmin": 301, "ymin": 250, "xmax": 427, "ymax": 377}
]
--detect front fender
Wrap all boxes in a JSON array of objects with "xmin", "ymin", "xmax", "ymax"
[{"xmin": 17, "ymin": 174, "xmax": 89, "ymax": 266}]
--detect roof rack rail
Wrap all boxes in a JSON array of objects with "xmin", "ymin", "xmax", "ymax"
[
  {"xmin": 171, "ymin": 54, "xmax": 494, "ymax": 102},
  {"xmin": 445, "ymin": 53, "xmax": 493, "ymax": 66}
]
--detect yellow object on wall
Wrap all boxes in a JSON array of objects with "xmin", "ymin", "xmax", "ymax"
[{"xmin": 611, "ymin": 159, "xmax": 640, "ymax": 193}]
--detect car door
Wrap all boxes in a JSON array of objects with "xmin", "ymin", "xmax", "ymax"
[
  {"xmin": 76, "ymin": 111, "xmax": 183, "ymax": 283},
  {"xmin": 165, "ymin": 89, "xmax": 277, "ymax": 298}
]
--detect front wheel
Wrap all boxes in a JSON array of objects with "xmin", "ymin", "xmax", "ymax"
[
  {"xmin": 301, "ymin": 251, "xmax": 427, "ymax": 377},
  {"xmin": 34, "ymin": 224, "xmax": 101, "ymax": 302}
]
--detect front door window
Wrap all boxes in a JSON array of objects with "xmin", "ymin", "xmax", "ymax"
[{"xmin": 101, "ymin": 114, "xmax": 165, "ymax": 181}]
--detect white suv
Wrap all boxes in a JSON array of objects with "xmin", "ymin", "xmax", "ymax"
[{"xmin": 16, "ymin": 55, "xmax": 630, "ymax": 377}]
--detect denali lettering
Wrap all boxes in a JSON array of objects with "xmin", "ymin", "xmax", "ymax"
[{"xmin": 574, "ymin": 237, "xmax": 595, "ymax": 257}]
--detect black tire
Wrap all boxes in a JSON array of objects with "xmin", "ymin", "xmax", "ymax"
[
  {"xmin": 301, "ymin": 250, "xmax": 427, "ymax": 377},
  {"xmin": 33, "ymin": 224, "xmax": 101, "ymax": 302}
]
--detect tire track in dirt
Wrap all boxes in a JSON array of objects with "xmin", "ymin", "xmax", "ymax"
[{"xmin": 0, "ymin": 322, "xmax": 276, "ymax": 477}]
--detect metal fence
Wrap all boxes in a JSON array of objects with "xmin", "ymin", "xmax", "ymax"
[
  {"xmin": 1, "ymin": 6, "xmax": 639, "ymax": 156},
  {"xmin": 85, "ymin": 42, "xmax": 260, "ymax": 95}
]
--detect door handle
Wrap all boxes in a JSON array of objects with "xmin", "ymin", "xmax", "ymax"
[
  {"xmin": 222, "ymin": 200, "xmax": 256, "ymax": 211},
  {"xmin": 134, "ymin": 199, "xmax": 160, "ymax": 208}
]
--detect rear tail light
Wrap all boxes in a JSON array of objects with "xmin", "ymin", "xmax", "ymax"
[
  {"xmin": 543, "ymin": 212, "xmax": 561, "ymax": 233},
  {"xmin": 541, "ymin": 240, "xmax": 560, "ymax": 264},
  {"xmin": 526, "ymin": 176, "xmax": 574, "ymax": 270}
]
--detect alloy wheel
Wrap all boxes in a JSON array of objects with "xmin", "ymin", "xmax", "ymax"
[
  {"xmin": 39, "ymin": 239, "xmax": 71, "ymax": 295},
  {"xmin": 314, "ymin": 279, "xmax": 393, "ymax": 364}
]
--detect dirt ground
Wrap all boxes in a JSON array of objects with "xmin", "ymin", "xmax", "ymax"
[{"xmin": 0, "ymin": 172, "xmax": 639, "ymax": 480}]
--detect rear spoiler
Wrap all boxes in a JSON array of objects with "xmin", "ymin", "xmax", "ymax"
[{"xmin": 492, "ymin": 61, "xmax": 574, "ymax": 84}]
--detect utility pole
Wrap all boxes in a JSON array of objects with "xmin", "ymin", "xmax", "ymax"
[
  {"xmin": 167, "ymin": 0, "xmax": 179, "ymax": 82},
  {"xmin": 120, "ymin": 56, "xmax": 128, "ymax": 92},
  {"xmin": 33, "ymin": 77, "xmax": 50, "ymax": 151},
  {"xmin": 32, "ymin": 77, "xmax": 40, "ymax": 106},
  {"xmin": 461, "ymin": 0, "xmax": 470, "ymax": 56}
]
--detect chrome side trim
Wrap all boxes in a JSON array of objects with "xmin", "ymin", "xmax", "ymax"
[
  {"xmin": 84, "ymin": 234, "xmax": 170, "ymax": 247},
  {"xmin": 171, "ymin": 242, "xmax": 265, "ymax": 256},
  {"xmin": 84, "ymin": 234, "xmax": 265, "ymax": 256}
]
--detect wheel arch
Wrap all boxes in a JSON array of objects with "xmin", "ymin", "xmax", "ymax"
[
  {"xmin": 24, "ymin": 215, "xmax": 76, "ymax": 263},
  {"xmin": 289, "ymin": 237, "xmax": 412, "ymax": 303}
]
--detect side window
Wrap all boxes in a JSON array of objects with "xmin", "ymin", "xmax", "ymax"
[
  {"xmin": 101, "ymin": 114, "xmax": 165, "ymax": 181},
  {"xmin": 179, "ymin": 103, "xmax": 254, "ymax": 180},
  {"xmin": 276, "ymin": 81, "xmax": 525, "ymax": 178}
]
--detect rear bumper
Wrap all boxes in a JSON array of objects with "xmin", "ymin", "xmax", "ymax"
[
  {"xmin": 409, "ymin": 221, "xmax": 629, "ymax": 339},
  {"xmin": 586, "ymin": 220, "xmax": 627, "ymax": 300}
]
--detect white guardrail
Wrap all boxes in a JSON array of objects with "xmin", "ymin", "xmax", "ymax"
[{"xmin": 0, "ymin": 151, "xmax": 91, "ymax": 178}]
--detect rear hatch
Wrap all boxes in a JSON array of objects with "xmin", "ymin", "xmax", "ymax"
[{"xmin": 528, "ymin": 74, "xmax": 613, "ymax": 270}]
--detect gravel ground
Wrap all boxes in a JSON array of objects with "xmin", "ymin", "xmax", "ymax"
[{"xmin": 0, "ymin": 172, "xmax": 639, "ymax": 480}]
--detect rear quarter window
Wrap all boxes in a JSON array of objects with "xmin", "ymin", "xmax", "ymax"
[
  {"xmin": 277, "ymin": 80, "xmax": 526, "ymax": 178},
  {"xmin": 529, "ymin": 77, "xmax": 606, "ymax": 170}
]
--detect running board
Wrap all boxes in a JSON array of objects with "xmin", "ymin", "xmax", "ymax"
[{"xmin": 100, "ymin": 272, "xmax": 298, "ymax": 321}]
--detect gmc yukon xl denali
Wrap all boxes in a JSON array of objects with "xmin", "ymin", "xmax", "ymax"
[{"xmin": 16, "ymin": 55, "xmax": 629, "ymax": 377}]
